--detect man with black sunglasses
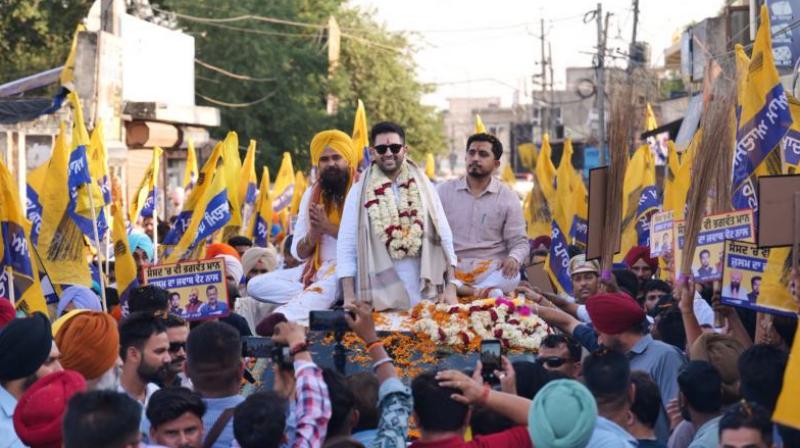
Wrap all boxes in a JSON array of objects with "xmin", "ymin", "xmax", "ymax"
[
  {"xmin": 537, "ymin": 334, "xmax": 582, "ymax": 379},
  {"xmin": 437, "ymin": 133, "xmax": 528, "ymax": 299},
  {"xmin": 158, "ymin": 314, "xmax": 192, "ymax": 389},
  {"xmin": 338, "ymin": 121, "xmax": 458, "ymax": 310}
]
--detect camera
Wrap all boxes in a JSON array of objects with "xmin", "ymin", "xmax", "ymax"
[
  {"xmin": 480, "ymin": 339, "xmax": 502, "ymax": 385},
  {"xmin": 309, "ymin": 310, "xmax": 352, "ymax": 333}
]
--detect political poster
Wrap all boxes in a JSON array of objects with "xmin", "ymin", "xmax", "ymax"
[
  {"xmin": 721, "ymin": 240, "xmax": 796, "ymax": 316},
  {"xmin": 673, "ymin": 210, "xmax": 755, "ymax": 282},
  {"xmin": 649, "ymin": 210, "xmax": 673, "ymax": 257},
  {"xmin": 145, "ymin": 258, "xmax": 230, "ymax": 321}
]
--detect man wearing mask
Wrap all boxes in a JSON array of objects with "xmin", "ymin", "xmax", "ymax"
[{"xmin": 437, "ymin": 133, "xmax": 529, "ymax": 298}]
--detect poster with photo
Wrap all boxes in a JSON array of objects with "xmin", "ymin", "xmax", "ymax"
[
  {"xmin": 145, "ymin": 258, "xmax": 230, "ymax": 321},
  {"xmin": 649, "ymin": 210, "xmax": 673, "ymax": 257},
  {"xmin": 673, "ymin": 210, "xmax": 755, "ymax": 282},
  {"xmin": 720, "ymin": 240, "xmax": 795, "ymax": 316}
]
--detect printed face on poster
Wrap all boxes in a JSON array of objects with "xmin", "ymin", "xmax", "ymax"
[
  {"xmin": 673, "ymin": 210, "xmax": 755, "ymax": 282},
  {"xmin": 649, "ymin": 210, "xmax": 673, "ymax": 257},
  {"xmin": 145, "ymin": 258, "xmax": 230, "ymax": 321},
  {"xmin": 720, "ymin": 240, "xmax": 796, "ymax": 316}
]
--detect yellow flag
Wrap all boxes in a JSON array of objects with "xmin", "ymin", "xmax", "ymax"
[
  {"xmin": 239, "ymin": 139, "xmax": 258, "ymax": 209},
  {"xmin": 475, "ymin": 114, "xmax": 487, "ymax": 134},
  {"xmin": 352, "ymin": 99, "xmax": 369, "ymax": 166},
  {"xmin": 129, "ymin": 147, "xmax": 163, "ymax": 225},
  {"xmin": 88, "ymin": 121, "xmax": 111, "ymax": 206},
  {"xmin": 290, "ymin": 170, "xmax": 308, "ymax": 217},
  {"xmin": 518, "ymin": 143, "xmax": 537, "ymax": 171},
  {"xmin": 662, "ymin": 140, "xmax": 680, "ymax": 212},
  {"xmin": 774, "ymin": 325, "xmax": 800, "ymax": 429},
  {"xmin": 272, "ymin": 152, "xmax": 295, "ymax": 213},
  {"xmin": 524, "ymin": 187, "xmax": 551, "ymax": 238},
  {"xmin": 501, "ymin": 163, "xmax": 516, "ymax": 186},
  {"xmin": 248, "ymin": 167, "xmax": 273, "ymax": 247},
  {"xmin": 553, "ymin": 139, "xmax": 587, "ymax": 245},
  {"xmin": 0, "ymin": 158, "xmax": 46, "ymax": 315},
  {"xmin": 59, "ymin": 24, "xmax": 86, "ymax": 86},
  {"xmin": 645, "ymin": 103, "xmax": 658, "ymax": 131},
  {"xmin": 38, "ymin": 124, "xmax": 91, "ymax": 287},
  {"xmin": 111, "ymin": 201, "xmax": 138, "ymax": 304},
  {"xmin": 758, "ymin": 247, "xmax": 797, "ymax": 314},
  {"xmin": 222, "ymin": 131, "xmax": 243, "ymax": 227},
  {"xmin": 617, "ymin": 145, "xmax": 657, "ymax": 259},
  {"xmin": 425, "ymin": 153, "xmax": 436, "ymax": 180},
  {"xmin": 667, "ymin": 130, "xmax": 700, "ymax": 219},
  {"xmin": 183, "ymin": 137, "xmax": 198, "ymax": 190},
  {"xmin": 534, "ymin": 134, "xmax": 556, "ymax": 206}
]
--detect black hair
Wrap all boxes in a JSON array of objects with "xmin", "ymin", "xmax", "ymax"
[
  {"xmin": 63, "ymin": 390, "xmax": 142, "ymax": 448},
  {"xmin": 642, "ymin": 279, "xmax": 672, "ymax": 296},
  {"xmin": 750, "ymin": 276, "xmax": 762, "ymax": 288},
  {"xmin": 186, "ymin": 321, "xmax": 242, "ymax": 394},
  {"xmin": 470, "ymin": 407, "xmax": 514, "ymax": 436},
  {"xmin": 718, "ymin": 401, "xmax": 773, "ymax": 445},
  {"xmin": 655, "ymin": 306, "xmax": 687, "ymax": 351},
  {"xmin": 233, "ymin": 391, "xmax": 287, "ymax": 448},
  {"xmin": 778, "ymin": 424, "xmax": 800, "ymax": 448},
  {"xmin": 678, "ymin": 361, "xmax": 722, "ymax": 413},
  {"xmin": 466, "ymin": 133, "xmax": 503, "ymax": 160},
  {"xmin": 104, "ymin": 287, "xmax": 119, "ymax": 309},
  {"xmin": 567, "ymin": 245, "xmax": 584, "ymax": 259},
  {"xmin": 206, "ymin": 284, "xmax": 218, "ymax": 293},
  {"xmin": 164, "ymin": 313, "xmax": 187, "ymax": 329},
  {"xmin": 228, "ymin": 236, "xmax": 253, "ymax": 247},
  {"xmin": 128, "ymin": 285, "xmax": 170, "ymax": 314},
  {"xmin": 699, "ymin": 249, "xmax": 710, "ymax": 258},
  {"xmin": 118, "ymin": 311, "xmax": 167, "ymax": 361},
  {"xmin": 411, "ymin": 370, "xmax": 469, "ymax": 432},
  {"xmin": 369, "ymin": 121, "xmax": 405, "ymax": 144},
  {"xmin": 511, "ymin": 361, "xmax": 552, "ymax": 400},
  {"xmin": 323, "ymin": 368, "xmax": 357, "ymax": 437},
  {"xmin": 541, "ymin": 334, "xmax": 582, "ymax": 362},
  {"xmin": 146, "ymin": 387, "xmax": 206, "ymax": 429},
  {"xmin": 612, "ymin": 269, "xmax": 639, "ymax": 299},
  {"xmin": 346, "ymin": 372, "xmax": 380, "ymax": 431},
  {"xmin": 630, "ymin": 371, "xmax": 662, "ymax": 429},
  {"xmin": 774, "ymin": 315, "xmax": 798, "ymax": 348},
  {"xmin": 738, "ymin": 344, "xmax": 788, "ymax": 412},
  {"xmin": 169, "ymin": 292, "xmax": 180, "ymax": 299},
  {"xmin": 583, "ymin": 349, "xmax": 630, "ymax": 407}
]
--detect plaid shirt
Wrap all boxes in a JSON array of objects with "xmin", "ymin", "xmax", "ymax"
[{"xmin": 292, "ymin": 360, "xmax": 331, "ymax": 448}]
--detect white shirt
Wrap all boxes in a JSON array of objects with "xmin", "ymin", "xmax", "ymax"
[
  {"xmin": 291, "ymin": 188, "xmax": 337, "ymax": 263},
  {"xmin": 337, "ymin": 174, "xmax": 456, "ymax": 305}
]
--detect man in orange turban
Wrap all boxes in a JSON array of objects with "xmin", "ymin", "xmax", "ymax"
[
  {"xmin": 256, "ymin": 130, "xmax": 356, "ymax": 326},
  {"xmin": 54, "ymin": 312, "xmax": 121, "ymax": 391}
]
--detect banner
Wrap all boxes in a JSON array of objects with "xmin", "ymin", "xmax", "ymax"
[
  {"xmin": 673, "ymin": 210, "xmax": 755, "ymax": 282},
  {"xmin": 649, "ymin": 211, "xmax": 674, "ymax": 257},
  {"xmin": 145, "ymin": 258, "xmax": 230, "ymax": 321},
  {"xmin": 720, "ymin": 240, "xmax": 794, "ymax": 316}
]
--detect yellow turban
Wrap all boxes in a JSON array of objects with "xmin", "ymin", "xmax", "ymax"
[{"xmin": 310, "ymin": 130, "xmax": 356, "ymax": 169}]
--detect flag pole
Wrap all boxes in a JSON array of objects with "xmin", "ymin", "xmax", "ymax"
[
  {"xmin": 87, "ymin": 189, "xmax": 108, "ymax": 312},
  {"xmin": 5, "ymin": 266, "xmax": 14, "ymax": 307},
  {"xmin": 153, "ymin": 190, "xmax": 159, "ymax": 264},
  {"xmin": 104, "ymin": 206, "xmax": 111, "ymax": 278}
]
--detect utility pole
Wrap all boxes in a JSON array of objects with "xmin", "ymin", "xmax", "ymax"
[
  {"xmin": 548, "ymin": 41, "xmax": 555, "ymax": 135},
  {"xmin": 628, "ymin": 0, "xmax": 640, "ymax": 75},
  {"xmin": 540, "ymin": 18, "xmax": 549, "ymax": 140},
  {"xmin": 596, "ymin": 2, "xmax": 607, "ymax": 165}
]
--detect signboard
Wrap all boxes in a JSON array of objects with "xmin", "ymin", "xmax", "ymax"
[
  {"xmin": 145, "ymin": 258, "xmax": 230, "ymax": 321},
  {"xmin": 649, "ymin": 210, "xmax": 674, "ymax": 257},
  {"xmin": 767, "ymin": 0, "xmax": 800, "ymax": 70},
  {"xmin": 674, "ymin": 210, "xmax": 755, "ymax": 282},
  {"xmin": 721, "ymin": 240, "xmax": 796, "ymax": 316}
]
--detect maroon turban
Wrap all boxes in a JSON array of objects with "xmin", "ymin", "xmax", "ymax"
[
  {"xmin": 13, "ymin": 370, "xmax": 86, "ymax": 448},
  {"xmin": 623, "ymin": 246, "xmax": 657, "ymax": 272},
  {"xmin": 530, "ymin": 236, "xmax": 552, "ymax": 252},
  {"xmin": 586, "ymin": 292, "xmax": 646, "ymax": 335},
  {"xmin": 0, "ymin": 298, "xmax": 15, "ymax": 329}
]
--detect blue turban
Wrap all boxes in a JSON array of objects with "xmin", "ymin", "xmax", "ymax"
[
  {"xmin": 56, "ymin": 285, "xmax": 102, "ymax": 317},
  {"xmin": 528, "ymin": 379, "xmax": 597, "ymax": 448},
  {"xmin": 128, "ymin": 232, "xmax": 154, "ymax": 262}
]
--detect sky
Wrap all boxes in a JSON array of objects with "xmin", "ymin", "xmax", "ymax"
[{"xmin": 349, "ymin": 0, "xmax": 725, "ymax": 109}]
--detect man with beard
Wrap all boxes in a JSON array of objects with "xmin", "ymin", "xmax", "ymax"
[
  {"xmin": 118, "ymin": 311, "xmax": 171, "ymax": 439},
  {"xmin": 338, "ymin": 122, "xmax": 457, "ymax": 310},
  {"xmin": 263, "ymin": 130, "xmax": 357, "ymax": 324},
  {"xmin": 159, "ymin": 314, "xmax": 191, "ymax": 389},
  {"xmin": 54, "ymin": 311, "xmax": 122, "ymax": 391},
  {"xmin": 437, "ymin": 133, "xmax": 528, "ymax": 298}
]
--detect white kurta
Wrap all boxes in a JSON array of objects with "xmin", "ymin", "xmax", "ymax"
[{"xmin": 336, "ymin": 175, "xmax": 457, "ymax": 306}]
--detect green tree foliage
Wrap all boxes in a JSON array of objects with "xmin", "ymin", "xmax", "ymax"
[{"xmin": 0, "ymin": 0, "xmax": 94, "ymax": 90}]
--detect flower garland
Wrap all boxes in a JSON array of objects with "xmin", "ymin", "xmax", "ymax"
[
  {"xmin": 364, "ymin": 163, "xmax": 424, "ymax": 259},
  {"xmin": 410, "ymin": 297, "xmax": 552, "ymax": 351}
]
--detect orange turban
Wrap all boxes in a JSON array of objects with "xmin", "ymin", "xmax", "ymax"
[
  {"xmin": 55, "ymin": 312, "xmax": 119, "ymax": 381},
  {"xmin": 207, "ymin": 243, "xmax": 240, "ymax": 260}
]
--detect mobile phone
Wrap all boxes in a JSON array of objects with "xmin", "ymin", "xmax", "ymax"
[
  {"xmin": 309, "ymin": 310, "xmax": 351, "ymax": 332},
  {"xmin": 241, "ymin": 336, "xmax": 274, "ymax": 358},
  {"xmin": 480, "ymin": 339, "xmax": 502, "ymax": 384}
]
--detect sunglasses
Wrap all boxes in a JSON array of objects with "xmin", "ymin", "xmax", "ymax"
[
  {"xmin": 536, "ymin": 356, "xmax": 567, "ymax": 368},
  {"xmin": 169, "ymin": 342, "xmax": 187, "ymax": 353},
  {"xmin": 374, "ymin": 144, "xmax": 403, "ymax": 155}
]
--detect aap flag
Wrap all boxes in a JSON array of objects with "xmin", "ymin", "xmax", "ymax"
[
  {"xmin": 25, "ymin": 184, "xmax": 43, "ymax": 246},
  {"xmin": 66, "ymin": 142, "xmax": 95, "ymax": 237},
  {"xmin": 636, "ymin": 185, "xmax": 659, "ymax": 247},
  {"xmin": 569, "ymin": 217, "xmax": 588, "ymax": 248},
  {"xmin": 547, "ymin": 220, "xmax": 573, "ymax": 296}
]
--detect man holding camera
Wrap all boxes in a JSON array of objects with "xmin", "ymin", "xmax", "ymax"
[
  {"xmin": 338, "ymin": 121, "xmax": 458, "ymax": 310},
  {"xmin": 266, "ymin": 130, "xmax": 357, "ymax": 324}
]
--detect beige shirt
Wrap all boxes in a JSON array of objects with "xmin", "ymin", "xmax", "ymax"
[{"xmin": 437, "ymin": 176, "xmax": 529, "ymax": 264}]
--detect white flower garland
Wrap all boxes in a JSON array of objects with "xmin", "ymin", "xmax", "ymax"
[
  {"xmin": 364, "ymin": 163, "xmax": 424, "ymax": 259},
  {"xmin": 409, "ymin": 298, "xmax": 552, "ymax": 351}
]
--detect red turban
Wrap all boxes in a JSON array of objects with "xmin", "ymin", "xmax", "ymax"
[
  {"xmin": 13, "ymin": 370, "xmax": 86, "ymax": 448},
  {"xmin": 0, "ymin": 298, "xmax": 15, "ymax": 329},
  {"xmin": 586, "ymin": 292, "xmax": 646, "ymax": 335},
  {"xmin": 623, "ymin": 246, "xmax": 657, "ymax": 272},
  {"xmin": 55, "ymin": 312, "xmax": 119, "ymax": 380},
  {"xmin": 530, "ymin": 236, "xmax": 552, "ymax": 252},
  {"xmin": 207, "ymin": 243, "xmax": 241, "ymax": 260}
]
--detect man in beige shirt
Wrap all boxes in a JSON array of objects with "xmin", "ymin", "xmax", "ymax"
[{"xmin": 437, "ymin": 133, "xmax": 529, "ymax": 298}]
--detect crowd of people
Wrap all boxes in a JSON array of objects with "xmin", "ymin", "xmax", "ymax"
[{"xmin": 0, "ymin": 121, "xmax": 798, "ymax": 448}]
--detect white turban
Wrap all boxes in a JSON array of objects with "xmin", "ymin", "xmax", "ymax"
[{"xmin": 216, "ymin": 254, "xmax": 243, "ymax": 284}]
